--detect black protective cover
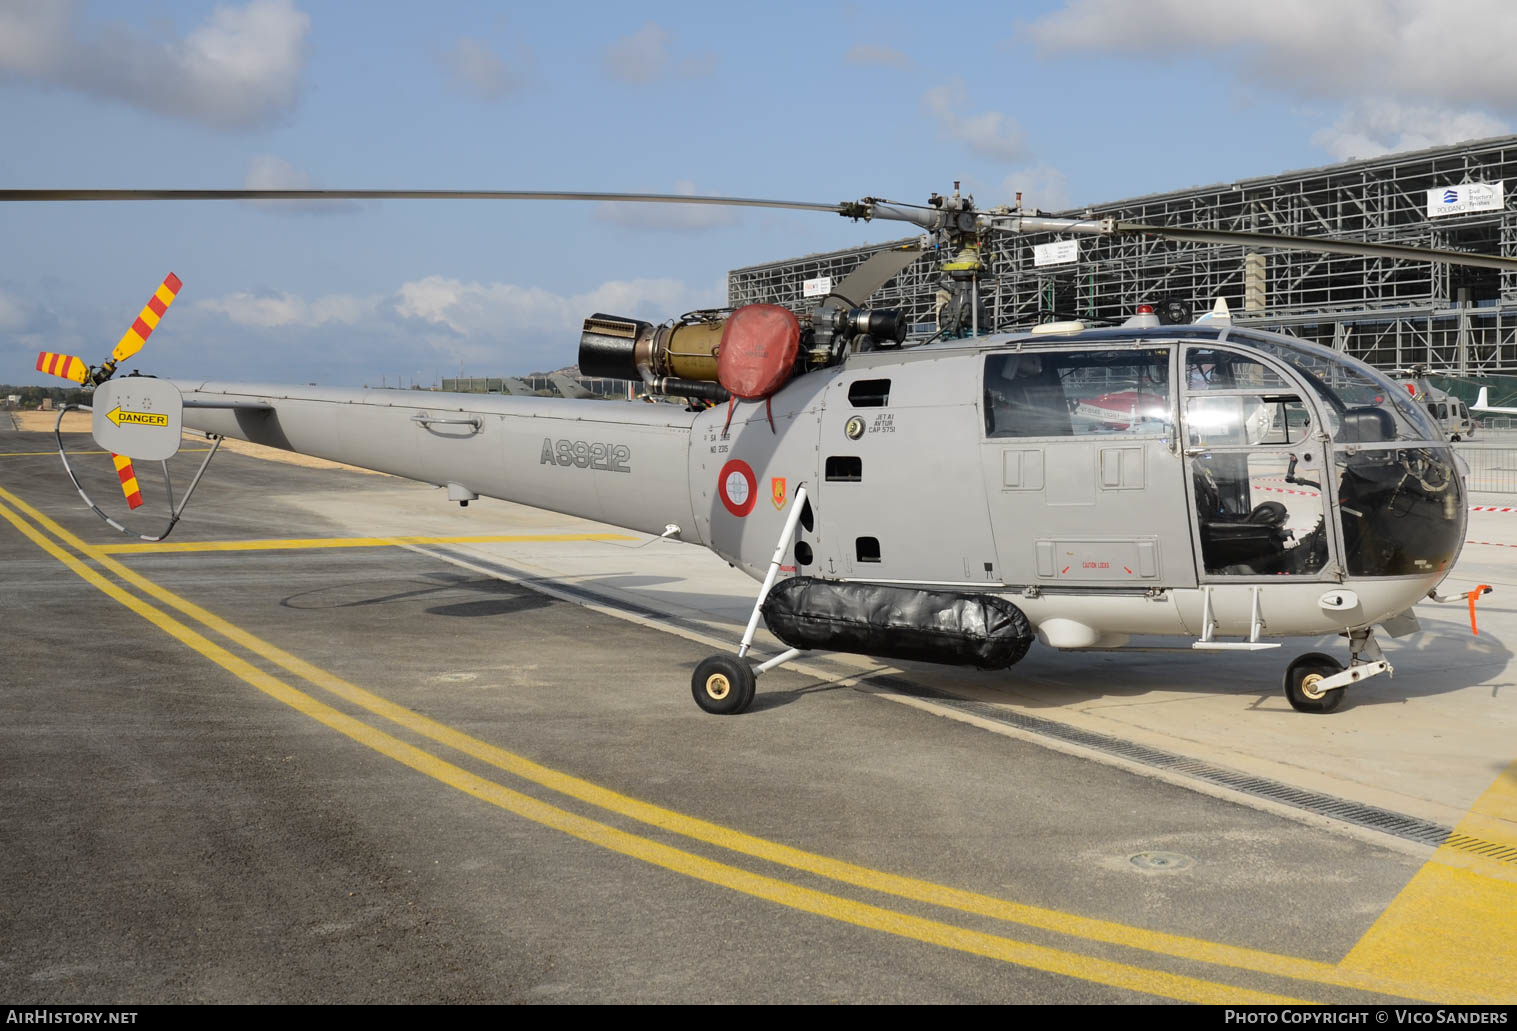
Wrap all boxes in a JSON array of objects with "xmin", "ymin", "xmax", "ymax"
[{"xmin": 761, "ymin": 577, "xmax": 1033, "ymax": 670}]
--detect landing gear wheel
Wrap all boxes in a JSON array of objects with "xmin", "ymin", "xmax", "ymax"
[
  {"xmin": 692, "ymin": 654, "xmax": 756, "ymax": 715},
  {"xmin": 1283, "ymin": 652, "xmax": 1346, "ymax": 714}
]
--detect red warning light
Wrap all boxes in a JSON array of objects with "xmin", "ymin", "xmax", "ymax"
[{"xmin": 1137, "ymin": 304, "xmax": 1155, "ymax": 314}]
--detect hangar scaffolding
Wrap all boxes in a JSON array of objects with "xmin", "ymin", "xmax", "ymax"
[{"xmin": 728, "ymin": 135, "xmax": 1517, "ymax": 373}]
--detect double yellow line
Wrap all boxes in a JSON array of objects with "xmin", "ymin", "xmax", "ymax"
[{"xmin": 0, "ymin": 483, "xmax": 1462, "ymax": 1004}]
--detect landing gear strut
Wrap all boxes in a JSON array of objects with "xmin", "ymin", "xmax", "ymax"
[
  {"xmin": 689, "ymin": 485, "xmax": 809, "ymax": 715},
  {"xmin": 1281, "ymin": 627, "xmax": 1392, "ymax": 713}
]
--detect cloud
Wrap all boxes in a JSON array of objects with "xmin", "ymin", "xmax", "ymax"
[
  {"xmin": 1029, "ymin": 1, "xmax": 1517, "ymax": 160},
  {"xmin": 439, "ymin": 37, "xmax": 526, "ymax": 101},
  {"xmin": 1310, "ymin": 101, "xmax": 1511, "ymax": 161},
  {"xmin": 0, "ymin": 288, "xmax": 32, "ymax": 333},
  {"xmin": 1001, "ymin": 164, "xmax": 1073, "ymax": 213},
  {"xmin": 845, "ymin": 44, "xmax": 911, "ymax": 70},
  {"xmin": 240, "ymin": 155, "xmax": 361, "ymax": 214},
  {"xmin": 592, "ymin": 180, "xmax": 739, "ymax": 232},
  {"xmin": 921, "ymin": 80, "xmax": 1027, "ymax": 162},
  {"xmin": 1031, "ymin": 0, "xmax": 1517, "ymax": 108},
  {"xmin": 393, "ymin": 275, "xmax": 718, "ymax": 337},
  {"xmin": 602, "ymin": 23, "xmax": 715, "ymax": 84},
  {"xmin": 603, "ymin": 23, "xmax": 669, "ymax": 84},
  {"xmin": 195, "ymin": 290, "xmax": 376, "ymax": 328},
  {"xmin": 0, "ymin": 0, "xmax": 310, "ymax": 130}
]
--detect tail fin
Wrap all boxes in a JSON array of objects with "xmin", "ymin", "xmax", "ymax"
[{"xmin": 1474, "ymin": 387, "xmax": 1490, "ymax": 411}]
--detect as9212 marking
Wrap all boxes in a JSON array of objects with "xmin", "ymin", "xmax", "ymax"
[{"xmin": 539, "ymin": 438, "xmax": 631, "ymax": 473}]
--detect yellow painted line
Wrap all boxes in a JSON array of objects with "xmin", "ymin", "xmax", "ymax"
[
  {"xmin": 1340, "ymin": 758, "xmax": 1517, "ymax": 1004},
  {"xmin": 94, "ymin": 533, "xmax": 637, "ymax": 554},
  {"xmin": 0, "ymin": 485, "xmax": 1445, "ymax": 1002},
  {"xmin": 0, "ymin": 493, "xmax": 1303, "ymax": 1005}
]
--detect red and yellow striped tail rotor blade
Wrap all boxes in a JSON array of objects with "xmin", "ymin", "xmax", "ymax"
[
  {"xmin": 112, "ymin": 272, "xmax": 182, "ymax": 363},
  {"xmin": 111, "ymin": 453, "xmax": 144, "ymax": 510},
  {"xmin": 35, "ymin": 351, "xmax": 90, "ymax": 384}
]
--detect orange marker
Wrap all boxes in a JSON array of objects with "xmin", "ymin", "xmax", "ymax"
[{"xmin": 1467, "ymin": 584, "xmax": 1492, "ymax": 635}]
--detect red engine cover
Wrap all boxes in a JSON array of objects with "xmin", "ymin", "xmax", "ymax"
[{"xmin": 717, "ymin": 304, "xmax": 800, "ymax": 400}]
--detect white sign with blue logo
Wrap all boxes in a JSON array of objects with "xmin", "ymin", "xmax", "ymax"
[
  {"xmin": 1426, "ymin": 181, "xmax": 1504, "ymax": 218},
  {"xmin": 1033, "ymin": 239, "xmax": 1080, "ymax": 266},
  {"xmin": 802, "ymin": 276, "xmax": 833, "ymax": 298}
]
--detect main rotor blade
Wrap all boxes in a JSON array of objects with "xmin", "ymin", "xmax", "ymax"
[
  {"xmin": 822, "ymin": 242, "xmax": 926, "ymax": 308},
  {"xmin": 976, "ymin": 211, "xmax": 1517, "ymax": 273},
  {"xmin": 1120, "ymin": 223, "xmax": 1517, "ymax": 272},
  {"xmin": 0, "ymin": 188, "xmax": 845, "ymax": 214}
]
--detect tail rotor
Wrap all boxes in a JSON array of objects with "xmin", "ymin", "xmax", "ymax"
[{"xmin": 34, "ymin": 273, "xmax": 182, "ymax": 512}]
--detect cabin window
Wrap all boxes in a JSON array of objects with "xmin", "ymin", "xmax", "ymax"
[
  {"xmin": 984, "ymin": 349, "xmax": 1171, "ymax": 439},
  {"xmin": 848, "ymin": 379, "xmax": 891, "ymax": 407},
  {"xmin": 855, "ymin": 537, "xmax": 881, "ymax": 563},
  {"xmin": 825, "ymin": 456, "xmax": 862, "ymax": 481}
]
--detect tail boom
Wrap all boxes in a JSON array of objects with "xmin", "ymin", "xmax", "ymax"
[{"xmin": 174, "ymin": 383, "xmax": 704, "ymax": 542}]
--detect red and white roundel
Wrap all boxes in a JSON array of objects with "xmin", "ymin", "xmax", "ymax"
[{"xmin": 718, "ymin": 459, "xmax": 757, "ymax": 517}]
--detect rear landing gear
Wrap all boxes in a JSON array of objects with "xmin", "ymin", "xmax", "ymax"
[
  {"xmin": 692, "ymin": 655, "xmax": 756, "ymax": 715},
  {"xmin": 1283, "ymin": 652, "xmax": 1346, "ymax": 713},
  {"xmin": 689, "ymin": 484, "xmax": 811, "ymax": 715}
]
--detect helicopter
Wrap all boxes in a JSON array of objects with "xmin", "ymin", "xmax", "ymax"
[
  {"xmin": 1388, "ymin": 365, "xmax": 1477, "ymax": 441},
  {"xmin": 8, "ymin": 184, "xmax": 1507, "ymax": 716}
]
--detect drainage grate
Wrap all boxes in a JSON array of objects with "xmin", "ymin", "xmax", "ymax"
[{"xmin": 884, "ymin": 678, "xmax": 1517, "ymax": 863}]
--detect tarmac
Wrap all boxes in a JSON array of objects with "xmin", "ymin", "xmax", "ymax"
[{"xmin": 1, "ymin": 416, "xmax": 1514, "ymax": 1005}]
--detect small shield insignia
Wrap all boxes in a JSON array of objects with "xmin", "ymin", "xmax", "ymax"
[{"xmin": 771, "ymin": 476, "xmax": 787, "ymax": 510}]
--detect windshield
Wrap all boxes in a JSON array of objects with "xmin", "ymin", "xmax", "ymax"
[
  {"xmin": 1227, "ymin": 330, "xmax": 1442, "ymax": 442},
  {"xmin": 1337, "ymin": 446, "xmax": 1464, "ymax": 576}
]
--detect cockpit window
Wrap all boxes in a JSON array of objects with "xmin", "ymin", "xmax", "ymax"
[
  {"xmin": 1227, "ymin": 331, "xmax": 1441, "ymax": 442},
  {"xmin": 985, "ymin": 349, "xmax": 1171, "ymax": 438},
  {"xmin": 1187, "ymin": 395, "xmax": 1311, "ymax": 447},
  {"xmin": 1186, "ymin": 349, "xmax": 1289, "ymax": 391}
]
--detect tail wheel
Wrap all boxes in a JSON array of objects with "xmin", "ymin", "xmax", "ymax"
[
  {"xmin": 691, "ymin": 655, "xmax": 756, "ymax": 715},
  {"xmin": 1283, "ymin": 652, "xmax": 1346, "ymax": 714}
]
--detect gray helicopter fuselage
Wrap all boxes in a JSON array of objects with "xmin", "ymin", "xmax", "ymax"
[{"xmin": 176, "ymin": 322, "xmax": 1464, "ymax": 650}]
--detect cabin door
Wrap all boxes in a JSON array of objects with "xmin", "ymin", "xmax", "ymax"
[{"xmin": 979, "ymin": 346, "xmax": 1197, "ymax": 589}]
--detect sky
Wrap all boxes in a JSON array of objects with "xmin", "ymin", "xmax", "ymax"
[{"xmin": 3, "ymin": 0, "xmax": 1517, "ymax": 387}]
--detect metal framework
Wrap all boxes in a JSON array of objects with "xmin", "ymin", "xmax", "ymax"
[{"xmin": 729, "ymin": 135, "xmax": 1517, "ymax": 373}]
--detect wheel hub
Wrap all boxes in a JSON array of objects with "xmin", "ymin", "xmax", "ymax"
[
  {"xmin": 1300, "ymin": 672, "xmax": 1327, "ymax": 700},
  {"xmin": 705, "ymin": 673, "xmax": 731, "ymax": 700}
]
